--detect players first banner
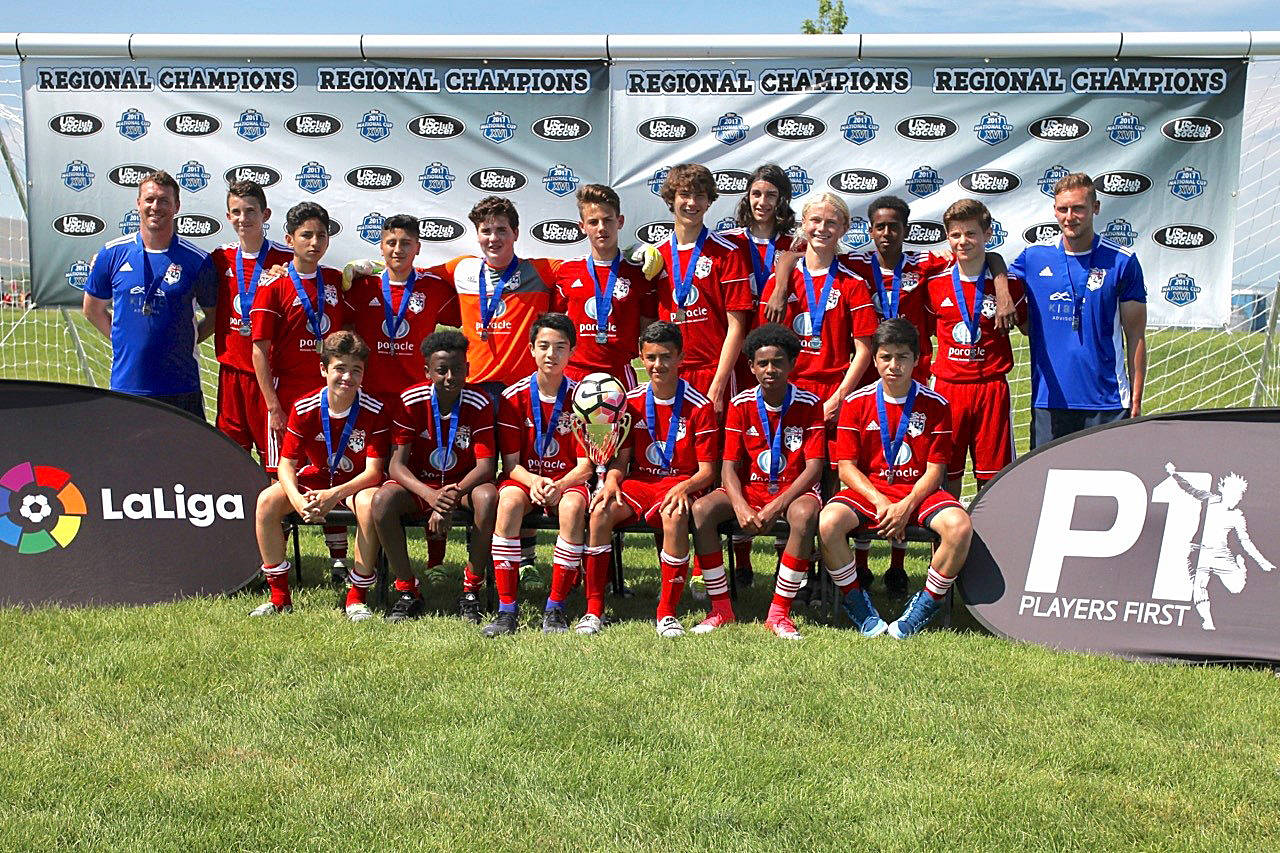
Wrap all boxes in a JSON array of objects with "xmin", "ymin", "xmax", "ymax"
[
  {"xmin": 610, "ymin": 58, "xmax": 1245, "ymax": 328},
  {"xmin": 21, "ymin": 59, "xmax": 609, "ymax": 306}
]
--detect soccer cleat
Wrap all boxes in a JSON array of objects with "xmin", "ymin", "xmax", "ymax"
[
  {"xmin": 842, "ymin": 588, "xmax": 888, "ymax": 638},
  {"xmin": 690, "ymin": 610, "xmax": 735, "ymax": 634},
  {"xmin": 249, "ymin": 601, "xmax": 291, "ymax": 617},
  {"xmin": 457, "ymin": 591, "xmax": 482, "ymax": 624},
  {"xmin": 542, "ymin": 607, "xmax": 569, "ymax": 634},
  {"xmin": 888, "ymin": 591, "xmax": 943, "ymax": 639},
  {"xmin": 575, "ymin": 614, "xmax": 604, "ymax": 635},
  {"xmin": 385, "ymin": 593, "xmax": 425, "ymax": 623},
  {"xmin": 688, "ymin": 573, "xmax": 708, "ymax": 602},
  {"xmin": 482, "ymin": 610, "xmax": 519, "ymax": 637},
  {"xmin": 655, "ymin": 615, "xmax": 686, "ymax": 638},
  {"xmin": 884, "ymin": 565, "xmax": 908, "ymax": 595},
  {"xmin": 766, "ymin": 615, "xmax": 802, "ymax": 640},
  {"xmin": 345, "ymin": 602, "xmax": 374, "ymax": 622},
  {"xmin": 330, "ymin": 558, "xmax": 348, "ymax": 586}
]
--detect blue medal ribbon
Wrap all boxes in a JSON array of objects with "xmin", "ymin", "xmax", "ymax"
[
  {"xmin": 747, "ymin": 236, "xmax": 777, "ymax": 298},
  {"xmin": 669, "ymin": 227, "xmax": 709, "ymax": 313},
  {"xmin": 320, "ymin": 388, "xmax": 361, "ymax": 487},
  {"xmin": 950, "ymin": 262, "xmax": 988, "ymax": 344},
  {"xmin": 800, "ymin": 255, "xmax": 840, "ymax": 343},
  {"xmin": 135, "ymin": 233, "xmax": 177, "ymax": 314},
  {"xmin": 381, "ymin": 268, "xmax": 416, "ymax": 341},
  {"xmin": 585, "ymin": 253, "xmax": 622, "ymax": 342},
  {"xmin": 479, "ymin": 257, "xmax": 520, "ymax": 334},
  {"xmin": 529, "ymin": 374, "xmax": 570, "ymax": 459},
  {"xmin": 234, "ymin": 244, "xmax": 267, "ymax": 320},
  {"xmin": 288, "ymin": 263, "xmax": 326, "ymax": 341},
  {"xmin": 430, "ymin": 385, "xmax": 462, "ymax": 473},
  {"xmin": 645, "ymin": 379, "xmax": 686, "ymax": 472},
  {"xmin": 1059, "ymin": 236, "xmax": 1097, "ymax": 334},
  {"xmin": 876, "ymin": 380, "xmax": 918, "ymax": 483},
  {"xmin": 755, "ymin": 384, "xmax": 794, "ymax": 492},
  {"xmin": 869, "ymin": 253, "xmax": 907, "ymax": 319}
]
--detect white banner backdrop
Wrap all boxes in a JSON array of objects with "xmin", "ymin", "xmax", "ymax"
[{"xmin": 609, "ymin": 58, "xmax": 1245, "ymax": 328}]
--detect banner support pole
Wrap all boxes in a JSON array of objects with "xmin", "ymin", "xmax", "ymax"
[
  {"xmin": 59, "ymin": 307, "xmax": 95, "ymax": 386},
  {"xmin": 1252, "ymin": 280, "xmax": 1280, "ymax": 406}
]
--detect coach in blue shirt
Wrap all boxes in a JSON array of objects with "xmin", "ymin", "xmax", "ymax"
[
  {"xmin": 1009, "ymin": 172, "xmax": 1147, "ymax": 449},
  {"xmin": 82, "ymin": 170, "xmax": 217, "ymax": 418}
]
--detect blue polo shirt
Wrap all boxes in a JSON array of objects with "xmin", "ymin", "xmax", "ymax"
[
  {"xmin": 1011, "ymin": 236, "xmax": 1145, "ymax": 411},
  {"xmin": 86, "ymin": 232, "xmax": 217, "ymax": 396}
]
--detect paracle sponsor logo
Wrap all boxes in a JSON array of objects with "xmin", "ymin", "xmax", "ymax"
[{"xmin": 49, "ymin": 112, "xmax": 103, "ymax": 136}]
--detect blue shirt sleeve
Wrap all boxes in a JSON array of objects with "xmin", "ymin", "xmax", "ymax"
[
  {"xmin": 194, "ymin": 255, "xmax": 218, "ymax": 309},
  {"xmin": 85, "ymin": 245, "xmax": 114, "ymax": 300},
  {"xmin": 1009, "ymin": 248, "xmax": 1027, "ymax": 284},
  {"xmin": 1119, "ymin": 253, "xmax": 1145, "ymax": 303}
]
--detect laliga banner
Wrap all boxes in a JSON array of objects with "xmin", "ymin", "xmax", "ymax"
[
  {"xmin": 611, "ymin": 58, "xmax": 1244, "ymax": 328},
  {"xmin": 961, "ymin": 409, "xmax": 1280, "ymax": 663},
  {"xmin": 22, "ymin": 59, "xmax": 608, "ymax": 306}
]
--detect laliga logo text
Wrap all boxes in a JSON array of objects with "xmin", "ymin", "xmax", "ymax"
[{"xmin": 101, "ymin": 483, "xmax": 246, "ymax": 529}]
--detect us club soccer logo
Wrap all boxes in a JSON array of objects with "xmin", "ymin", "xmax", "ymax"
[
  {"xmin": 840, "ymin": 111, "xmax": 878, "ymax": 145},
  {"xmin": 714, "ymin": 217, "xmax": 736, "ymax": 233},
  {"xmin": 1107, "ymin": 112, "xmax": 1146, "ymax": 146},
  {"xmin": 357, "ymin": 212, "xmax": 385, "ymax": 245},
  {"xmin": 61, "ymin": 160, "xmax": 94, "ymax": 192},
  {"xmin": 647, "ymin": 166, "xmax": 671, "ymax": 196},
  {"xmin": 1037, "ymin": 165, "xmax": 1071, "ymax": 197},
  {"xmin": 481, "ymin": 111, "xmax": 517, "ymax": 144},
  {"xmin": 840, "ymin": 217, "xmax": 871, "ymax": 252},
  {"xmin": 235, "ymin": 108, "xmax": 269, "ymax": 141},
  {"xmin": 1163, "ymin": 272, "xmax": 1200, "ymax": 306},
  {"xmin": 296, "ymin": 161, "xmax": 331, "ymax": 194},
  {"xmin": 119, "ymin": 210, "xmax": 140, "ymax": 235},
  {"xmin": 358, "ymin": 108, "xmax": 393, "ymax": 142},
  {"xmin": 1168, "ymin": 166, "xmax": 1207, "ymax": 201},
  {"xmin": 419, "ymin": 162, "xmax": 454, "ymax": 195},
  {"xmin": 785, "ymin": 165, "xmax": 814, "ymax": 196},
  {"xmin": 543, "ymin": 164, "xmax": 580, "ymax": 197},
  {"xmin": 64, "ymin": 260, "xmax": 91, "ymax": 290},
  {"xmin": 116, "ymin": 107, "xmax": 149, "ymax": 140},
  {"xmin": 974, "ymin": 111, "xmax": 1014, "ymax": 145},
  {"xmin": 906, "ymin": 165, "xmax": 943, "ymax": 199},
  {"xmin": 713, "ymin": 112, "xmax": 749, "ymax": 145},
  {"xmin": 1102, "ymin": 218, "xmax": 1139, "ymax": 247},
  {"xmin": 985, "ymin": 220, "xmax": 1007, "ymax": 250},
  {"xmin": 176, "ymin": 160, "xmax": 211, "ymax": 193}
]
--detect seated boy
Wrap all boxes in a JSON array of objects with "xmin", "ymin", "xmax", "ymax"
[
  {"xmin": 818, "ymin": 317, "xmax": 973, "ymax": 638},
  {"xmin": 584, "ymin": 322, "xmax": 718, "ymax": 637},
  {"xmin": 689, "ymin": 323, "xmax": 826, "ymax": 639},
  {"xmin": 250, "ymin": 330, "xmax": 389, "ymax": 621},
  {"xmin": 373, "ymin": 330, "xmax": 498, "ymax": 623}
]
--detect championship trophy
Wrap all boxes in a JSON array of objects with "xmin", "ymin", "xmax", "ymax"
[{"xmin": 570, "ymin": 372, "xmax": 632, "ymax": 498}]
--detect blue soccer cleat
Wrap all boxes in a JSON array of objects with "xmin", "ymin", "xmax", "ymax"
[
  {"xmin": 888, "ymin": 591, "xmax": 942, "ymax": 639},
  {"xmin": 842, "ymin": 587, "xmax": 888, "ymax": 637}
]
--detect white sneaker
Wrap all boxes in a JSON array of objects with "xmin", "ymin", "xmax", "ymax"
[
  {"xmin": 249, "ymin": 601, "xmax": 291, "ymax": 617},
  {"xmin": 574, "ymin": 613, "xmax": 603, "ymax": 635},
  {"xmin": 655, "ymin": 615, "xmax": 685, "ymax": 638},
  {"xmin": 345, "ymin": 602, "xmax": 374, "ymax": 622}
]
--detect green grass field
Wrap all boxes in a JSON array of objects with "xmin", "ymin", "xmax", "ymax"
[{"xmin": 3, "ymin": 308, "xmax": 1280, "ymax": 849}]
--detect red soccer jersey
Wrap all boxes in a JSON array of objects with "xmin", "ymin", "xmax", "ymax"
[
  {"xmin": 250, "ymin": 266, "xmax": 350, "ymax": 389},
  {"xmin": 344, "ymin": 268, "xmax": 461, "ymax": 401},
  {"xmin": 722, "ymin": 384, "xmax": 826, "ymax": 491},
  {"xmin": 719, "ymin": 228, "xmax": 798, "ymax": 303},
  {"xmin": 843, "ymin": 250, "xmax": 948, "ymax": 381},
  {"xmin": 497, "ymin": 374, "xmax": 582, "ymax": 479},
  {"xmin": 280, "ymin": 387, "xmax": 390, "ymax": 487},
  {"xmin": 925, "ymin": 265, "xmax": 1025, "ymax": 381},
  {"xmin": 554, "ymin": 254, "xmax": 658, "ymax": 379},
  {"xmin": 211, "ymin": 240, "xmax": 294, "ymax": 373},
  {"xmin": 833, "ymin": 380, "xmax": 952, "ymax": 489},
  {"xmin": 392, "ymin": 382, "xmax": 494, "ymax": 487},
  {"xmin": 758, "ymin": 258, "xmax": 878, "ymax": 390},
  {"xmin": 622, "ymin": 380, "xmax": 718, "ymax": 480},
  {"xmin": 655, "ymin": 229, "xmax": 754, "ymax": 371}
]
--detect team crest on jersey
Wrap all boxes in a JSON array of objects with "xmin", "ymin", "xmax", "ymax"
[
  {"xmin": 1102, "ymin": 219, "xmax": 1139, "ymax": 247},
  {"xmin": 116, "ymin": 108, "xmax": 149, "ymax": 140},
  {"xmin": 611, "ymin": 277, "xmax": 631, "ymax": 300},
  {"xmin": 840, "ymin": 217, "xmax": 871, "ymax": 252},
  {"xmin": 1086, "ymin": 268, "xmax": 1106, "ymax": 291},
  {"xmin": 981, "ymin": 294, "xmax": 998, "ymax": 319},
  {"xmin": 694, "ymin": 256, "xmax": 713, "ymax": 278},
  {"xmin": 65, "ymin": 260, "xmax": 91, "ymax": 290},
  {"xmin": 713, "ymin": 112, "xmax": 750, "ymax": 145},
  {"xmin": 542, "ymin": 164, "xmax": 580, "ymax": 197},
  {"xmin": 907, "ymin": 411, "xmax": 927, "ymax": 438},
  {"xmin": 1168, "ymin": 166, "xmax": 1207, "ymax": 201},
  {"xmin": 61, "ymin": 160, "xmax": 94, "ymax": 192},
  {"xmin": 785, "ymin": 165, "xmax": 813, "ymax": 196},
  {"xmin": 419, "ymin": 162, "xmax": 455, "ymax": 195},
  {"xmin": 906, "ymin": 165, "xmax": 943, "ymax": 199},
  {"xmin": 407, "ymin": 291, "xmax": 426, "ymax": 314},
  {"xmin": 456, "ymin": 425, "xmax": 472, "ymax": 449},
  {"xmin": 323, "ymin": 283, "xmax": 339, "ymax": 306},
  {"xmin": 952, "ymin": 321, "xmax": 980, "ymax": 345},
  {"xmin": 557, "ymin": 412, "xmax": 574, "ymax": 435},
  {"xmin": 296, "ymin": 161, "xmax": 331, "ymax": 194},
  {"xmin": 358, "ymin": 109, "xmax": 393, "ymax": 142},
  {"xmin": 782, "ymin": 425, "xmax": 804, "ymax": 452},
  {"xmin": 176, "ymin": 160, "xmax": 210, "ymax": 193},
  {"xmin": 840, "ymin": 111, "xmax": 878, "ymax": 145},
  {"xmin": 235, "ymin": 108, "xmax": 269, "ymax": 141},
  {"xmin": 481, "ymin": 111, "xmax": 516, "ymax": 144},
  {"xmin": 1107, "ymin": 111, "xmax": 1146, "ymax": 146},
  {"xmin": 647, "ymin": 166, "xmax": 671, "ymax": 196},
  {"xmin": 900, "ymin": 271, "xmax": 921, "ymax": 292},
  {"xmin": 119, "ymin": 210, "xmax": 140, "ymax": 235},
  {"xmin": 985, "ymin": 221, "xmax": 1007, "ymax": 250},
  {"xmin": 348, "ymin": 429, "xmax": 366, "ymax": 454},
  {"xmin": 162, "ymin": 263, "xmax": 182, "ymax": 285},
  {"xmin": 1038, "ymin": 165, "xmax": 1071, "ymax": 197},
  {"xmin": 1163, "ymin": 273, "xmax": 1200, "ymax": 306},
  {"xmin": 973, "ymin": 112, "xmax": 1014, "ymax": 145},
  {"xmin": 357, "ymin": 213, "xmax": 385, "ymax": 245}
]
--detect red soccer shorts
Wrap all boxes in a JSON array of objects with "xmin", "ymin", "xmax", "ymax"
[
  {"xmin": 829, "ymin": 484, "xmax": 962, "ymax": 530},
  {"xmin": 680, "ymin": 365, "xmax": 735, "ymax": 411},
  {"xmin": 932, "ymin": 376, "xmax": 1014, "ymax": 480},
  {"xmin": 216, "ymin": 365, "xmax": 268, "ymax": 456},
  {"xmin": 618, "ymin": 476, "xmax": 705, "ymax": 526},
  {"xmin": 716, "ymin": 482, "xmax": 822, "ymax": 514},
  {"xmin": 564, "ymin": 362, "xmax": 639, "ymax": 390},
  {"xmin": 385, "ymin": 476, "xmax": 492, "ymax": 514},
  {"xmin": 289, "ymin": 464, "xmax": 371, "ymax": 509},
  {"xmin": 265, "ymin": 380, "xmax": 315, "ymax": 474},
  {"xmin": 497, "ymin": 477, "xmax": 589, "ymax": 509}
]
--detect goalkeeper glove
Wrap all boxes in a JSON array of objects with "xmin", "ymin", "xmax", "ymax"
[
  {"xmin": 624, "ymin": 243, "xmax": 664, "ymax": 281},
  {"xmin": 341, "ymin": 259, "xmax": 384, "ymax": 291}
]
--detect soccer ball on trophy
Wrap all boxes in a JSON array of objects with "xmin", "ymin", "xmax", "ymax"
[{"xmin": 570, "ymin": 373, "xmax": 632, "ymax": 494}]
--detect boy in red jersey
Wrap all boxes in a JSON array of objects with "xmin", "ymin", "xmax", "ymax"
[
  {"xmin": 372, "ymin": 330, "xmax": 498, "ymax": 624},
  {"xmin": 250, "ymin": 202, "xmax": 354, "ymax": 576},
  {"xmin": 486, "ymin": 312, "xmax": 593, "ymax": 637},
  {"xmin": 581, "ymin": 322, "xmax": 719, "ymax": 637},
  {"xmin": 555, "ymin": 184, "xmax": 659, "ymax": 389},
  {"xmin": 249, "ymin": 331, "xmax": 389, "ymax": 621},
  {"xmin": 210, "ymin": 180, "xmax": 292, "ymax": 459},
  {"xmin": 688, "ymin": 324, "xmax": 826, "ymax": 639},
  {"xmin": 818, "ymin": 318, "xmax": 973, "ymax": 639},
  {"xmin": 926, "ymin": 199, "xmax": 1025, "ymax": 495}
]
